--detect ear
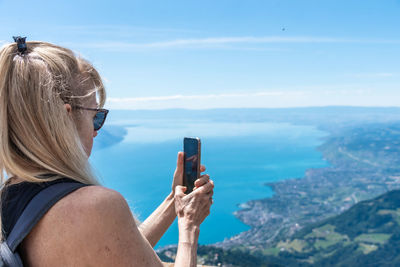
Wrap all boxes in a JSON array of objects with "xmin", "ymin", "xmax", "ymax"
[{"xmin": 64, "ymin": 103, "xmax": 72, "ymax": 114}]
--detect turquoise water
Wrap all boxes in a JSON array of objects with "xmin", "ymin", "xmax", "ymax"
[{"xmin": 90, "ymin": 120, "xmax": 329, "ymax": 248}]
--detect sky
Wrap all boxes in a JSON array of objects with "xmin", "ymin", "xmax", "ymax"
[{"xmin": 0, "ymin": 0, "xmax": 399, "ymax": 109}]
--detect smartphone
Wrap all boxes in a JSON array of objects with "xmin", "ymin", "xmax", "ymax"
[{"xmin": 183, "ymin": 137, "xmax": 201, "ymax": 194}]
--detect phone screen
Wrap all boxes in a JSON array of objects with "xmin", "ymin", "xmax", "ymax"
[{"xmin": 183, "ymin": 137, "xmax": 201, "ymax": 193}]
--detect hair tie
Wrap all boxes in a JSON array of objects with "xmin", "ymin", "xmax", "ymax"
[{"xmin": 13, "ymin": 36, "xmax": 27, "ymax": 54}]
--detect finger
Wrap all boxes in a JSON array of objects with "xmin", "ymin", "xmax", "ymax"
[
  {"xmin": 196, "ymin": 180, "xmax": 214, "ymax": 194},
  {"xmin": 199, "ymin": 174, "xmax": 210, "ymax": 180},
  {"xmin": 194, "ymin": 175, "xmax": 210, "ymax": 188},
  {"xmin": 175, "ymin": 185, "xmax": 187, "ymax": 197},
  {"xmin": 200, "ymin": 165, "xmax": 206, "ymax": 172}
]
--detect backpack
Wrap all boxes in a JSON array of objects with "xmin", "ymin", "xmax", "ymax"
[{"xmin": 0, "ymin": 182, "xmax": 88, "ymax": 267}]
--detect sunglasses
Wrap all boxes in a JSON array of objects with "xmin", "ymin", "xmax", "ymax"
[{"xmin": 74, "ymin": 106, "xmax": 109, "ymax": 131}]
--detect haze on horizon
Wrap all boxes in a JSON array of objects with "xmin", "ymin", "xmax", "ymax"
[{"xmin": 0, "ymin": 0, "xmax": 399, "ymax": 110}]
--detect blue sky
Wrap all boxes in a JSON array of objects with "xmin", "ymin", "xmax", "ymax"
[{"xmin": 0, "ymin": 0, "xmax": 399, "ymax": 109}]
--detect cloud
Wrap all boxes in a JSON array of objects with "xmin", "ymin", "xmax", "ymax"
[
  {"xmin": 106, "ymin": 91, "xmax": 305, "ymax": 109},
  {"xmin": 73, "ymin": 36, "xmax": 383, "ymax": 50},
  {"xmin": 105, "ymin": 90, "xmax": 311, "ymax": 109},
  {"xmin": 68, "ymin": 36, "xmax": 400, "ymax": 51},
  {"xmin": 108, "ymin": 91, "xmax": 287, "ymax": 103},
  {"xmin": 105, "ymin": 88, "xmax": 400, "ymax": 110},
  {"xmin": 120, "ymin": 36, "xmax": 348, "ymax": 48},
  {"xmin": 70, "ymin": 36, "xmax": 400, "ymax": 51}
]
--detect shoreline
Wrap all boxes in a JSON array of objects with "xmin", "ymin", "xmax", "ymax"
[{"xmin": 216, "ymin": 121, "xmax": 400, "ymax": 249}]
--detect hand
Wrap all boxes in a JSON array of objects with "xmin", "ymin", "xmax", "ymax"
[
  {"xmin": 174, "ymin": 179, "xmax": 214, "ymax": 228},
  {"xmin": 171, "ymin": 152, "xmax": 206, "ymax": 195}
]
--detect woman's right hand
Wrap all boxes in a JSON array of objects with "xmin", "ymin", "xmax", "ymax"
[
  {"xmin": 174, "ymin": 177, "xmax": 214, "ymax": 230},
  {"xmin": 174, "ymin": 178, "xmax": 214, "ymax": 266}
]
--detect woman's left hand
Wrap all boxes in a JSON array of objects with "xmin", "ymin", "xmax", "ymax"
[{"xmin": 171, "ymin": 152, "xmax": 206, "ymax": 195}]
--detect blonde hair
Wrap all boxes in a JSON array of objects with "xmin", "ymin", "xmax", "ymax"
[{"xmin": 0, "ymin": 41, "xmax": 106, "ymax": 240}]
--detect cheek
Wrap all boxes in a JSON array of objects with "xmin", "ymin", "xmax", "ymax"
[
  {"xmin": 81, "ymin": 119, "xmax": 95, "ymax": 156},
  {"xmin": 77, "ymin": 116, "xmax": 94, "ymax": 144},
  {"xmin": 86, "ymin": 116, "xmax": 94, "ymax": 134},
  {"xmin": 85, "ymin": 117, "xmax": 95, "ymax": 140}
]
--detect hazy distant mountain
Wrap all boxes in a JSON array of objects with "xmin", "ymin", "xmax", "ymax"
[
  {"xmin": 96, "ymin": 106, "xmax": 400, "ymax": 149},
  {"xmin": 93, "ymin": 124, "xmax": 127, "ymax": 150},
  {"xmin": 109, "ymin": 107, "xmax": 400, "ymax": 129}
]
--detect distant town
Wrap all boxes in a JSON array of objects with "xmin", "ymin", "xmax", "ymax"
[{"xmin": 151, "ymin": 107, "xmax": 400, "ymax": 266}]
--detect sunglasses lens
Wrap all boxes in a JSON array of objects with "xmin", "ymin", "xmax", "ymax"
[{"xmin": 93, "ymin": 111, "xmax": 106, "ymax": 131}]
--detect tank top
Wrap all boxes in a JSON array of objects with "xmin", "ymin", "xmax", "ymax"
[{"xmin": 1, "ymin": 178, "xmax": 85, "ymax": 240}]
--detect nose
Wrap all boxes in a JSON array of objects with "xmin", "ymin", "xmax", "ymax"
[{"xmin": 93, "ymin": 131, "xmax": 98, "ymax": 138}]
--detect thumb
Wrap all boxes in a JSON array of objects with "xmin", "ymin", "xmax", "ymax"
[
  {"xmin": 173, "ymin": 152, "xmax": 184, "ymax": 186},
  {"xmin": 176, "ymin": 151, "xmax": 184, "ymax": 174}
]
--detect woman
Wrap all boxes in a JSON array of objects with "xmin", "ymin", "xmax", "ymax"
[{"xmin": 0, "ymin": 38, "xmax": 214, "ymax": 266}]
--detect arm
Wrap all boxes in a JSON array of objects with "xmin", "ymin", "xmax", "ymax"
[
  {"xmin": 139, "ymin": 152, "xmax": 207, "ymax": 247},
  {"xmin": 174, "ymin": 182, "xmax": 213, "ymax": 267},
  {"xmin": 138, "ymin": 192, "xmax": 176, "ymax": 247},
  {"xmin": 175, "ymin": 226, "xmax": 199, "ymax": 266}
]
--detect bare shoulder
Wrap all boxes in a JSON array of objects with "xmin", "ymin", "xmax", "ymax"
[
  {"xmin": 20, "ymin": 185, "xmax": 162, "ymax": 267},
  {"xmin": 54, "ymin": 185, "xmax": 129, "ymax": 218}
]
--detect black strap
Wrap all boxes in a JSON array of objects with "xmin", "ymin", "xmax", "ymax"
[{"xmin": 6, "ymin": 182, "xmax": 88, "ymax": 252}]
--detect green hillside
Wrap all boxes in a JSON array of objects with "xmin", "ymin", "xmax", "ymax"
[{"xmin": 262, "ymin": 189, "xmax": 400, "ymax": 266}]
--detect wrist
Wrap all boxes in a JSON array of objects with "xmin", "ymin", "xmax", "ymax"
[
  {"xmin": 164, "ymin": 192, "xmax": 177, "ymax": 218},
  {"xmin": 167, "ymin": 191, "xmax": 175, "ymax": 201},
  {"xmin": 178, "ymin": 223, "xmax": 200, "ymax": 244}
]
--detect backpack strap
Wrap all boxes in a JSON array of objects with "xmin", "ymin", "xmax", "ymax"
[
  {"xmin": 0, "ymin": 181, "xmax": 88, "ymax": 266},
  {"xmin": 5, "ymin": 182, "xmax": 88, "ymax": 252}
]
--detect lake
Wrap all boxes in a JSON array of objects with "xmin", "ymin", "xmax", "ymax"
[{"xmin": 90, "ymin": 117, "xmax": 329, "ymax": 248}]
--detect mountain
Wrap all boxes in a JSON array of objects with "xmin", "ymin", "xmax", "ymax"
[
  {"xmin": 265, "ymin": 189, "xmax": 400, "ymax": 266},
  {"xmin": 92, "ymin": 124, "xmax": 127, "ymax": 149},
  {"xmin": 110, "ymin": 107, "xmax": 400, "ymax": 132}
]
